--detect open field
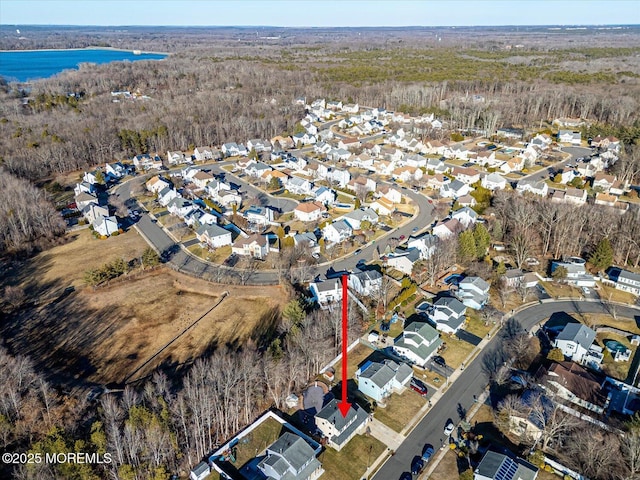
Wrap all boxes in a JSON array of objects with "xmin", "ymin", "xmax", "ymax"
[{"xmin": 1, "ymin": 229, "xmax": 287, "ymax": 387}]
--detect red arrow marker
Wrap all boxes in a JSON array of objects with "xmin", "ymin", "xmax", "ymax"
[{"xmin": 337, "ymin": 274, "xmax": 352, "ymax": 418}]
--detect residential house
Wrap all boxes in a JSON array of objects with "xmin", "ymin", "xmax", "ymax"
[
  {"xmin": 314, "ymin": 141, "xmax": 332, "ymax": 156},
  {"xmin": 538, "ymin": 361, "xmax": 607, "ymax": 414},
  {"xmin": 93, "ymin": 215, "xmax": 119, "ymax": 237},
  {"xmin": 372, "ymin": 160, "xmax": 396, "ymax": 176},
  {"xmin": 292, "ymin": 132, "xmax": 317, "ymax": 146},
  {"xmin": 440, "ymin": 179, "xmax": 471, "ymax": 199},
  {"xmin": 262, "ymin": 169, "xmax": 288, "ymax": 187},
  {"xmin": 287, "ymin": 176, "xmax": 313, "ymax": 195},
  {"xmin": 294, "ymin": 202, "xmax": 326, "ymax": 222},
  {"xmin": 81, "ymin": 203, "xmax": 109, "ymax": 224},
  {"xmin": 594, "ymin": 192, "xmax": 619, "ymax": 207},
  {"xmin": 496, "ymin": 127, "xmax": 525, "ymax": 139},
  {"xmin": 342, "ymin": 103, "xmax": 359, "ymax": 114},
  {"xmin": 370, "ymin": 196, "xmax": 395, "ymax": 216},
  {"xmin": 133, "ymin": 153, "xmax": 162, "ymax": 170},
  {"xmin": 393, "ymin": 322, "xmax": 443, "ymax": 368},
  {"xmin": 342, "ymin": 207, "xmax": 378, "ymax": 230},
  {"xmin": 271, "ymin": 135, "xmax": 295, "ymax": 150},
  {"xmin": 451, "ymin": 207, "xmax": 478, "ymax": 229},
  {"xmin": 452, "ymin": 166, "xmax": 481, "ymax": 185},
  {"xmin": 530, "ymin": 133, "xmax": 552, "ymax": 150},
  {"xmin": 457, "ymin": 194, "xmax": 477, "ymax": 208},
  {"xmin": 246, "ymin": 138, "xmax": 272, "ymax": 153},
  {"xmin": 551, "ymin": 258, "xmax": 596, "ymax": 287},
  {"xmin": 426, "ymin": 174, "xmax": 450, "ymax": 190},
  {"xmin": 74, "ymin": 191, "xmax": 98, "ymax": 210},
  {"xmin": 377, "ymin": 185, "xmax": 402, "ymax": 204},
  {"xmin": 312, "ymin": 186, "xmax": 336, "ymax": 205},
  {"xmin": 424, "ymin": 140, "xmax": 448, "ymax": 156},
  {"xmin": 500, "ymin": 156, "xmax": 525, "ymax": 173},
  {"xmin": 558, "ymin": 130, "xmax": 581, "ymax": 145},
  {"xmin": 348, "ymin": 176, "xmax": 376, "ymax": 194},
  {"xmin": 592, "ymin": 135, "xmax": 620, "ymax": 151},
  {"xmin": 553, "ymin": 117, "xmax": 586, "ymax": 128},
  {"xmin": 314, "ymin": 399, "xmax": 368, "ymax": 451},
  {"xmin": 385, "ymin": 248, "xmax": 421, "ymax": 275},
  {"xmin": 323, "ymin": 220, "xmax": 353, "ymax": 244},
  {"xmin": 190, "ymin": 462, "xmax": 210, "ymax": 480},
  {"xmin": 291, "ymin": 232, "xmax": 318, "ymax": 253},
  {"xmin": 475, "ymin": 150, "xmax": 497, "ymax": 166},
  {"xmin": 392, "ymin": 166, "xmax": 423, "ymax": 183},
  {"xmin": 196, "ymin": 224, "xmax": 232, "ymax": 249},
  {"xmin": 592, "ymin": 173, "xmax": 616, "ymax": 193},
  {"xmin": 503, "ymin": 269, "xmax": 539, "ymax": 289},
  {"xmin": 105, "ymin": 162, "xmax": 127, "ymax": 179},
  {"xmin": 564, "ymin": 187, "xmax": 587, "ymax": 205},
  {"xmin": 184, "ymin": 208, "xmax": 218, "ymax": 227},
  {"xmin": 191, "ymin": 170, "xmax": 214, "ymax": 189},
  {"xmin": 244, "ymin": 206, "xmax": 275, "ymax": 226},
  {"xmin": 474, "ymin": 450, "xmax": 538, "ymax": 480},
  {"xmin": 407, "ymin": 233, "xmax": 437, "ymax": 260},
  {"xmin": 481, "ymin": 172, "xmax": 507, "ymax": 191},
  {"xmin": 167, "ymin": 150, "xmax": 186, "ymax": 165},
  {"xmin": 232, "ymin": 234, "xmax": 270, "ymax": 259},
  {"xmin": 257, "ymin": 432, "xmax": 323, "ymax": 480},
  {"xmin": 404, "ymin": 153, "xmax": 428, "ymax": 168},
  {"xmin": 246, "ymin": 162, "xmax": 272, "ymax": 178},
  {"xmin": 193, "ymin": 146, "xmax": 221, "ymax": 162},
  {"xmin": 610, "ymin": 179, "xmax": 627, "ymax": 196},
  {"xmin": 553, "ymin": 323, "xmax": 597, "ymax": 364},
  {"xmin": 433, "ymin": 218, "xmax": 464, "ymax": 240},
  {"xmin": 516, "ymin": 179, "xmax": 548, "ymax": 197},
  {"xmin": 348, "ymin": 268, "xmax": 382, "ymax": 296},
  {"xmin": 146, "ymin": 175, "xmax": 171, "ymax": 194},
  {"xmin": 606, "ymin": 267, "xmax": 640, "ymax": 296},
  {"xmin": 338, "ymin": 137, "xmax": 361, "ymax": 150},
  {"xmin": 167, "ymin": 197, "xmax": 196, "ymax": 218},
  {"xmin": 456, "ymin": 277, "xmax": 490, "ymax": 310},
  {"xmin": 157, "ymin": 187, "xmax": 179, "ymax": 207},
  {"xmin": 426, "ymin": 157, "xmax": 448, "ymax": 174},
  {"xmin": 430, "ymin": 296, "xmax": 467, "ymax": 334},
  {"xmin": 326, "ymin": 168, "xmax": 351, "ymax": 187},
  {"xmin": 326, "ymin": 100, "xmax": 343, "ymax": 110},
  {"xmin": 355, "ymin": 359, "xmax": 413, "ymax": 402},
  {"xmin": 221, "ymin": 142, "xmax": 248, "ymax": 157},
  {"xmin": 310, "ymin": 279, "xmax": 342, "ymax": 306}
]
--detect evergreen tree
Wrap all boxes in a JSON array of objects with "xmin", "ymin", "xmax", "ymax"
[
  {"xmin": 282, "ymin": 299, "xmax": 305, "ymax": 330},
  {"xmin": 458, "ymin": 230, "xmax": 477, "ymax": 263},
  {"xmin": 589, "ymin": 237, "xmax": 614, "ymax": 270},
  {"xmin": 473, "ymin": 223, "xmax": 491, "ymax": 258}
]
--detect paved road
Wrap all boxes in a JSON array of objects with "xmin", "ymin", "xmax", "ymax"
[
  {"xmin": 518, "ymin": 146, "xmax": 593, "ymax": 184},
  {"xmin": 372, "ymin": 300, "xmax": 640, "ymax": 480}
]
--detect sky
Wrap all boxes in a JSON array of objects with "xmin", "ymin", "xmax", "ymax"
[{"xmin": 1, "ymin": 0, "xmax": 639, "ymax": 27}]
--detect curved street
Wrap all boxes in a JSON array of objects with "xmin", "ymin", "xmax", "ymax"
[{"xmin": 371, "ymin": 300, "xmax": 640, "ymax": 480}]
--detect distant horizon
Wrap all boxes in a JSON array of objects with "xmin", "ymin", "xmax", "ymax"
[
  {"xmin": 3, "ymin": 23, "xmax": 639, "ymax": 28},
  {"xmin": 2, "ymin": 1, "xmax": 639, "ymax": 28}
]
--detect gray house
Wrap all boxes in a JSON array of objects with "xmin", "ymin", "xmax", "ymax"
[
  {"xmin": 474, "ymin": 450, "xmax": 538, "ymax": 480},
  {"xmin": 257, "ymin": 432, "xmax": 324, "ymax": 480}
]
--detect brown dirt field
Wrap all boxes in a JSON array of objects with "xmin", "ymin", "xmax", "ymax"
[{"xmin": 2, "ymin": 229, "xmax": 288, "ymax": 387}]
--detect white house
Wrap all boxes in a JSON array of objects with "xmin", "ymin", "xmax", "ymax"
[
  {"xmin": 244, "ymin": 206, "xmax": 275, "ymax": 226},
  {"xmin": 393, "ymin": 322, "xmax": 443, "ymax": 368},
  {"xmin": 323, "ymin": 220, "xmax": 353, "ymax": 244},
  {"xmin": 407, "ymin": 234, "xmax": 437, "ymax": 260},
  {"xmin": 93, "ymin": 215, "xmax": 119, "ymax": 237},
  {"xmin": 167, "ymin": 150, "xmax": 186, "ymax": 165},
  {"xmin": 222, "ymin": 142, "xmax": 248, "ymax": 157},
  {"xmin": 194, "ymin": 146, "xmax": 221, "ymax": 162},
  {"xmin": 452, "ymin": 167, "xmax": 481, "ymax": 185},
  {"xmin": 355, "ymin": 359, "xmax": 413, "ymax": 403},
  {"xmin": 312, "ymin": 186, "xmax": 336, "ymax": 205},
  {"xmin": 516, "ymin": 179, "xmax": 548, "ymax": 197},
  {"xmin": 232, "ymin": 234, "xmax": 270, "ymax": 259},
  {"xmin": 146, "ymin": 176, "xmax": 171, "ymax": 194},
  {"xmin": 294, "ymin": 202, "xmax": 326, "ymax": 222},
  {"xmin": 433, "ymin": 218, "xmax": 463, "ymax": 240},
  {"xmin": 553, "ymin": 323, "xmax": 597, "ymax": 364},
  {"xmin": 287, "ymin": 176, "xmax": 313, "ymax": 195},
  {"xmin": 348, "ymin": 269, "xmax": 382, "ymax": 297},
  {"xmin": 551, "ymin": 258, "xmax": 596, "ymax": 287},
  {"xmin": 342, "ymin": 207, "xmax": 378, "ymax": 230},
  {"xmin": 558, "ymin": 130, "xmax": 581, "ymax": 145},
  {"xmin": 370, "ymin": 197, "xmax": 395, "ymax": 216},
  {"xmin": 310, "ymin": 279, "xmax": 342, "ymax": 306},
  {"xmin": 105, "ymin": 162, "xmax": 127, "ymax": 179},
  {"xmin": 607, "ymin": 267, "xmax": 640, "ymax": 296},
  {"xmin": 167, "ymin": 197, "xmax": 196, "ymax": 218},
  {"xmin": 440, "ymin": 179, "xmax": 471, "ymax": 199},
  {"xmin": 430, "ymin": 296, "xmax": 467, "ymax": 334},
  {"xmin": 451, "ymin": 207, "xmax": 478, "ymax": 229},
  {"xmin": 385, "ymin": 248, "xmax": 421, "ymax": 276},
  {"xmin": 481, "ymin": 173, "xmax": 507, "ymax": 191},
  {"xmin": 157, "ymin": 187, "xmax": 179, "ymax": 207},
  {"xmin": 196, "ymin": 224, "xmax": 232, "ymax": 249},
  {"xmin": 314, "ymin": 399, "xmax": 368, "ymax": 451},
  {"xmin": 456, "ymin": 276, "xmax": 490, "ymax": 310}
]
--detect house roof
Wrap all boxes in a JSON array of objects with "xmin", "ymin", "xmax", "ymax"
[
  {"xmin": 328, "ymin": 220, "xmax": 352, "ymax": 234},
  {"xmin": 475, "ymin": 450, "xmax": 538, "ymax": 480},
  {"xmin": 197, "ymin": 223, "xmax": 230, "ymax": 239},
  {"xmin": 459, "ymin": 276, "xmax": 489, "ymax": 292},
  {"xmin": 263, "ymin": 432, "xmax": 317, "ymax": 475},
  {"xmin": 295, "ymin": 202, "xmax": 325, "ymax": 214},
  {"xmin": 316, "ymin": 398, "xmax": 365, "ymax": 433},
  {"xmin": 344, "ymin": 208, "xmax": 378, "ymax": 223},
  {"xmin": 545, "ymin": 361, "xmax": 607, "ymax": 408},
  {"xmin": 556, "ymin": 323, "xmax": 596, "ymax": 350},
  {"xmin": 233, "ymin": 234, "xmax": 267, "ymax": 248},
  {"xmin": 395, "ymin": 322, "xmax": 442, "ymax": 361},
  {"xmin": 312, "ymin": 280, "xmax": 340, "ymax": 293},
  {"xmin": 434, "ymin": 296, "xmax": 467, "ymax": 315},
  {"xmin": 358, "ymin": 361, "xmax": 396, "ymax": 389}
]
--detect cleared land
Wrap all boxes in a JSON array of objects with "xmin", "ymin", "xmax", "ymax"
[{"xmin": 1, "ymin": 229, "xmax": 287, "ymax": 387}]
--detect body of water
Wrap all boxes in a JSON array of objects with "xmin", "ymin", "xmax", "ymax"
[{"xmin": 0, "ymin": 48, "xmax": 167, "ymax": 82}]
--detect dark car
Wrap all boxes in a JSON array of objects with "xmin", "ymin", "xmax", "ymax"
[
  {"xmin": 399, "ymin": 473, "xmax": 412, "ymax": 480},
  {"xmin": 422, "ymin": 444, "xmax": 435, "ymax": 464},
  {"xmin": 433, "ymin": 356, "xmax": 446, "ymax": 367},
  {"xmin": 399, "ymin": 235, "xmax": 406, "ymax": 240},
  {"xmin": 410, "ymin": 378, "xmax": 428, "ymax": 397},
  {"xmin": 411, "ymin": 456, "xmax": 424, "ymax": 475}
]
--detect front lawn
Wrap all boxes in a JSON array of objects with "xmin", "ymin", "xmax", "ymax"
[
  {"xmin": 319, "ymin": 434, "xmax": 386, "ymax": 480},
  {"xmin": 373, "ymin": 389, "xmax": 427, "ymax": 433},
  {"xmin": 440, "ymin": 334, "xmax": 476, "ymax": 369},
  {"xmin": 599, "ymin": 284, "xmax": 638, "ymax": 305},
  {"xmin": 465, "ymin": 309, "xmax": 493, "ymax": 338}
]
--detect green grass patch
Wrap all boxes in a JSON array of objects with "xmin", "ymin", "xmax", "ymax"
[
  {"xmin": 232, "ymin": 417, "xmax": 284, "ymax": 468},
  {"xmin": 465, "ymin": 309, "xmax": 492, "ymax": 338},
  {"xmin": 319, "ymin": 434, "xmax": 386, "ymax": 480}
]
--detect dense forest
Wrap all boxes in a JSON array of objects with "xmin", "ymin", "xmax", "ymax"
[{"xmin": 1, "ymin": 26, "xmax": 640, "ymax": 478}]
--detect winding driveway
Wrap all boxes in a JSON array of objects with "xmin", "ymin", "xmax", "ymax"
[{"xmin": 371, "ymin": 299, "xmax": 640, "ymax": 480}]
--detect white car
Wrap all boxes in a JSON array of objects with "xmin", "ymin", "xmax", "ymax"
[
  {"xmin": 582, "ymin": 287, "xmax": 591, "ymax": 295},
  {"xmin": 444, "ymin": 421, "xmax": 455, "ymax": 436}
]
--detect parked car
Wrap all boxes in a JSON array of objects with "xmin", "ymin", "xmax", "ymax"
[
  {"xmin": 399, "ymin": 235, "xmax": 406, "ymax": 240},
  {"xmin": 444, "ymin": 420, "xmax": 455, "ymax": 436},
  {"xmin": 411, "ymin": 456, "xmax": 424, "ymax": 475},
  {"xmin": 582, "ymin": 287, "xmax": 591, "ymax": 295},
  {"xmin": 433, "ymin": 356, "xmax": 446, "ymax": 367},
  {"xmin": 410, "ymin": 378, "xmax": 428, "ymax": 397},
  {"xmin": 422, "ymin": 444, "xmax": 435, "ymax": 464}
]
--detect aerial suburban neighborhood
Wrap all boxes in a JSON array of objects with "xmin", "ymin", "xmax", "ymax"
[{"xmin": 1, "ymin": 9, "xmax": 640, "ymax": 480}]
